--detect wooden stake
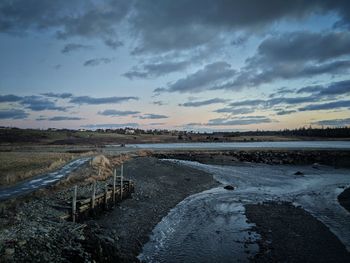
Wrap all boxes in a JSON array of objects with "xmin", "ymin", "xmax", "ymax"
[
  {"xmin": 120, "ymin": 164, "xmax": 123, "ymax": 200},
  {"xmin": 72, "ymin": 185, "xmax": 77, "ymax": 222},
  {"xmin": 104, "ymin": 183, "xmax": 108, "ymax": 209},
  {"xmin": 91, "ymin": 181, "xmax": 96, "ymax": 209},
  {"xmin": 113, "ymin": 168, "xmax": 116, "ymax": 203}
]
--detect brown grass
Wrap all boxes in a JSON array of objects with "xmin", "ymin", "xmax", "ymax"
[{"xmin": 0, "ymin": 151, "xmax": 94, "ymax": 187}]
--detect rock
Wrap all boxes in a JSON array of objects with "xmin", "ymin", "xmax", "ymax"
[
  {"xmin": 224, "ymin": 185, "xmax": 235, "ymax": 190},
  {"xmin": 5, "ymin": 248, "xmax": 15, "ymax": 256},
  {"xmin": 294, "ymin": 171, "xmax": 304, "ymax": 176},
  {"xmin": 312, "ymin": 163, "xmax": 320, "ymax": 169}
]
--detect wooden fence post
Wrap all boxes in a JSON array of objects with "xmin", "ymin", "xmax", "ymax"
[
  {"xmin": 113, "ymin": 168, "xmax": 116, "ymax": 204},
  {"xmin": 91, "ymin": 181, "xmax": 96, "ymax": 209},
  {"xmin": 104, "ymin": 183, "xmax": 108, "ymax": 209},
  {"xmin": 72, "ymin": 185, "xmax": 77, "ymax": 222},
  {"xmin": 120, "ymin": 164, "xmax": 124, "ymax": 200}
]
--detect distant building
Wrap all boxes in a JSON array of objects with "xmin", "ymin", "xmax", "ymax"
[{"xmin": 125, "ymin": 129, "xmax": 135, "ymax": 135}]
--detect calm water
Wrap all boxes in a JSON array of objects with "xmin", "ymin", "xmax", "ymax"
[
  {"xmin": 139, "ymin": 161, "xmax": 350, "ymax": 262},
  {"xmin": 126, "ymin": 141, "xmax": 350, "ymax": 150}
]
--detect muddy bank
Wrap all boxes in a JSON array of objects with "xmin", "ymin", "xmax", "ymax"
[
  {"xmin": 0, "ymin": 157, "xmax": 218, "ymax": 262},
  {"xmin": 245, "ymin": 202, "xmax": 350, "ymax": 262},
  {"xmin": 339, "ymin": 188, "xmax": 350, "ymax": 213},
  {"xmin": 154, "ymin": 149, "xmax": 350, "ymax": 167},
  {"xmin": 86, "ymin": 157, "xmax": 219, "ymax": 262}
]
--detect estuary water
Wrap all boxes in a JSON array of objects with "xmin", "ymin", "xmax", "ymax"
[
  {"xmin": 139, "ymin": 160, "xmax": 350, "ymax": 262},
  {"xmin": 126, "ymin": 140, "xmax": 350, "ymax": 150}
]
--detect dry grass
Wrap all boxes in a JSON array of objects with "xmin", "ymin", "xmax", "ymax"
[{"xmin": 0, "ymin": 152, "xmax": 81, "ymax": 186}]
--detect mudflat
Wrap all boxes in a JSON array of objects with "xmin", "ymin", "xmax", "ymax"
[{"xmin": 84, "ymin": 157, "xmax": 219, "ymax": 262}]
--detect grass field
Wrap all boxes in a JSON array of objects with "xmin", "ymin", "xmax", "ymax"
[{"xmin": 0, "ymin": 152, "xmax": 79, "ymax": 186}]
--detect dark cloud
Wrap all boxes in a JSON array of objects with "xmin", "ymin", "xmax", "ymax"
[
  {"xmin": 312, "ymin": 118, "xmax": 350, "ymax": 126},
  {"xmin": 0, "ymin": 94, "xmax": 67, "ymax": 111},
  {"xmin": 41, "ymin": 92, "xmax": 73, "ymax": 99},
  {"xmin": 0, "ymin": 109, "xmax": 28, "ymax": 119},
  {"xmin": 229, "ymin": 96, "xmax": 318, "ymax": 109},
  {"xmin": 148, "ymin": 122, "xmax": 165, "ymax": 126},
  {"xmin": 214, "ymin": 107, "xmax": 254, "ymax": 115},
  {"xmin": 124, "ymin": 60, "xmax": 189, "ymax": 79},
  {"xmin": 98, "ymin": 109, "xmax": 140, "ymax": 116},
  {"xmin": 275, "ymin": 110, "xmax": 297, "ymax": 115},
  {"xmin": 61, "ymin": 43, "xmax": 91, "ymax": 53},
  {"xmin": 104, "ymin": 38, "xmax": 123, "ymax": 50},
  {"xmin": 139, "ymin": 114, "xmax": 168, "ymax": 119},
  {"xmin": 83, "ymin": 58, "xmax": 113, "ymax": 67},
  {"xmin": 269, "ymin": 87, "xmax": 295, "ymax": 98},
  {"xmin": 296, "ymin": 85, "xmax": 324, "ymax": 94},
  {"xmin": 318, "ymin": 79, "xmax": 350, "ymax": 96},
  {"xmin": 207, "ymin": 116, "xmax": 273, "ymax": 126},
  {"xmin": 0, "ymin": 94, "xmax": 22, "ymax": 102},
  {"xmin": 37, "ymin": 116, "xmax": 83, "ymax": 121},
  {"xmin": 152, "ymin": 101, "xmax": 166, "ymax": 106},
  {"xmin": 69, "ymin": 96, "xmax": 138, "ymax": 105},
  {"xmin": 2, "ymin": 1, "xmax": 350, "ymax": 55},
  {"xmin": 20, "ymin": 96, "xmax": 67, "ymax": 111},
  {"xmin": 255, "ymin": 31, "xmax": 350, "ymax": 63},
  {"xmin": 158, "ymin": 62, "xmax": 235, "ymax": 93},
  {"xmin": 299, "ymin": 100, "xmax": 350, "ymax": 111},
  {"xmin": 132, "ymin": 1, "xmax": 350, "ymax": 53},
  {"xmin": 179, "ymin": 98, "xmax": 228, "ymax": 107},
  {"xmin": 81, "ymin": 123, "xmax": 139, "ymax": 129}
]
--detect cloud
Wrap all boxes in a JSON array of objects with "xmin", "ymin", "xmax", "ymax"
[
  {"xmin": 124, "ymin": 60, "xmax": 190, "ymax": 79},
  {"xmin": 299, "ymin": 100, "xmax": 350, "ymax": 111},
  {"xmin": 37, "ymin": 116, "xmax": 83, "ymax": 121},
  {"xmin": 207, "ymin": 116, "xmax": 273, "ymax": 126},
  {"xmin": 312, "ymin": 118, "xmax": 350, "ymax": 126},
  {"xmin": 0, "ymin": 109, "xmax": 28, "ymax": 119},
  {"xmin": 83, "ymin": 58, "xmax": 113, "ymax": 67},
  {"xmin": 131, "ymin": 1, "xmax": 350, "ymax": 54},
  {"xmin": 104, "ymin": 38, "xmax": 123, "ymax": 50},
  {"xmin": 0, "ymin": 94, "xmax": 22, "ymax": 102},
  {"xmin": 139, "ymin": 114, "xmax": 168, "ymax": 119},
  {"xmin": 69, "ymin": 96, "xmax": 138, "ymax": 105},
  {"xmin": 148, "ymin": 122, "xmax": 165, "ymax": 126},
  {"xmin": 179, "ymin": 98, "xmax": 228, "ymax": 107},
  {"xmin": 214, "ymin": 107, "xmax": 254, "ymax": 115},
  {"xmin": 2, "ymin": 1, "xmax": 350, "ymax": 56},
  {"xmin": 296, "ymin": 85, "xmax": 324, "ymax": 94},
  {"xmin": 41, "ymin": 92, "xmax": 73, "ymax": 99},
  {"xmin": 269, "ymin": 87, "xmax": 295, "ymax": 98},
  {"xmin": 81, "ymin": 123, "xmax": 139, "ymax": 129},
  {"xmin": 98, "ymin": 109, "xmax": 140, "ymax": 116},
  {"xmin": 152, "ymin": 101, "xmax": 166, "ymax": 106},
  {"xmin": 229, "ymin": 96, "xmax": 318, "ymax": 109},
  {"xmin": 61, "ymin": 43, "xmax": 91, "ymax": 53},
  {"xmin": 20, "ymin": 96, "xmax": 67, "ymax": 111},
  {"xmin": 275, "ymin": 110, "xmax": 297, "ymax": 115},
  {"xmin": 318, "ymin": 79, "xmax": 350, "ymax": 96},
  {"xmin": 158, "ymin": 62, "xmax": 235, "ymax": 93}
]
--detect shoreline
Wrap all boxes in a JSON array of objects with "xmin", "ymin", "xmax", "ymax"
[
  {"xmin": 88, "ymin": 157, "xmax": 220, "ymax": 262},
  {"xmin": 1, "ymin": 152, "xmax": 350, "ymax": 262}
]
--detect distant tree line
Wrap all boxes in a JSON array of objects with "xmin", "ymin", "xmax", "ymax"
[{"xmin": 218, "ymin": 126, "xmax": 350, "ymax": 138}]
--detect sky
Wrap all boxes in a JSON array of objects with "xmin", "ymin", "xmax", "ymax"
[{"xmin": 0, "ymin": 0, "xmax": 350, "ymax": 131}]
